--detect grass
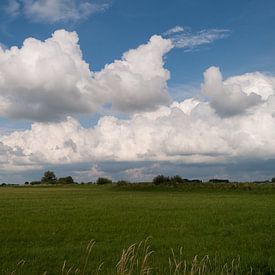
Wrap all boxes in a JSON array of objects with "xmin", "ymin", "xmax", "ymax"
[{"xmin": 0, "ymin": 184, "xmax": 274, "ymax": 274}]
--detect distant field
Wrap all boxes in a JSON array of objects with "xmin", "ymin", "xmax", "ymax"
[{"xmin": 0, "ymin": 185, "xmax": 274, "ymax": 274}]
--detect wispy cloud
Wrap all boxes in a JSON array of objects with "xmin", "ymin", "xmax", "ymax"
[
  {"xmin": 162, "ymin": 25, "xmax": 185, "ymax": 36},
  {"xmin": 4, "ymin": 0, "xmax": 21, "ymax": 18},
  {"xmin": 4, "ymin": 0, "xmax": 111, "ymax": 24},
  {"xmin": 163, "ymin": 26, "xmax": 230, "ymax": 51}
]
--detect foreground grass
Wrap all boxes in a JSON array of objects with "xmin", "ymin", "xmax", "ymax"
[
  {"xmin": 8, "ymin": 239, "xmax": 260, "ymax": 275},
  {"xmin": 0, "ymin": 185, "xmax": 274, "ymax": 274}
]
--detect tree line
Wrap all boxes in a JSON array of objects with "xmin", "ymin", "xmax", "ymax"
[
  {"xmin": 23, "ymin": 171, "xmax": 113, "ymax": 185},
  {"xmin": 1, "ymin": 171, "xmax": 275, "ymax": 186}
]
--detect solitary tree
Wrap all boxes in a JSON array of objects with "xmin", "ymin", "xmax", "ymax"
[{"xmin": 41, "ymin": 171, "xmax": 57, "ymax": 184}]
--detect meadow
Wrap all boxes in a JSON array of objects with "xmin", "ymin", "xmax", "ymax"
[{"xmin": 0, "ymin": 184, "xmax": 274, "ymax": 274}]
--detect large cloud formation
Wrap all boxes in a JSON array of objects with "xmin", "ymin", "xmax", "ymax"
[
  {"xmin": 1, "ymin": 69, "xmax": 275, "ymax": 172},
  {"xmin": 0, "ymin": 30, "xmax": 172, "ymax": 121},
  {"xmin": 0, "ymin": 30, "xmax": 275, "ymax": 180}
]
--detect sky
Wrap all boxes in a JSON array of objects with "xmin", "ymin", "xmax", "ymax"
[{"xmin": 0, "ymin": 0, "xmax": 275, "ymax": 183}]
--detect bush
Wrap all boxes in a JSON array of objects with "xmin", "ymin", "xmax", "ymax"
[
  {"xmin": 96, "ymin": 177, "xmax": 112, "ymax": 185},
  {"xmin": 271, "ymin": 178, "xmax": 275, "ymax": 183},
  {"xmin": 209, "ymin": 179, "xmax": 229, "ymax": 183},
  {"xmin": 30, "ymin": 181, "xmax": 41, "ymax": 185},
  {"xmin": 58, "ymin": 176, "xmax": 75, "ymax": 184},
  {"xmin": 170, "ymin": 175, "xmax": 184, "ymax": 184},
  {"xmin": 153, "ymin": 175, "xmax": 170, "ymax": 185},
  {"xmin": 116, "ymin": 180, "xmax": 130, "ymax": 186},
  {"xmin": 185, "ymin": 179, "xmax": 203, "ymax": 183}
]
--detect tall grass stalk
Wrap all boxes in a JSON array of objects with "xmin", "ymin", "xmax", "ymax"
[{"xmin": 9, "ymin": 239, "xmax": 271, "ymax": 275}]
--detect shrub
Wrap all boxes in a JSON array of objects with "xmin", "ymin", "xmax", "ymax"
[
  {"xmin": 58, "ymin": 176, "xmax": 75, "ymax": 184},
  {"xmin": 116, "ymin": 180, "xmax": 130, "ymax": 186},
  {"xmin": 271, "ymin": 178, "xmax": 275, "ymax": 183},
  {"xmin": 209, "ymin": 179, "xmax": 229, "ymax": 183},
  {"xmin": 153, "ymin": 175, "xmax": 170, "ymax": 185},
  {"xmin": 170, "ymin": 177, "xmax": 203, "ymax": 185},
  {"xmin": 30, "ymin": 181, "xmax": 41, "ymax": 185},
  {"xmin": 170, "ymin": 175, "xmax": 184, "ymax": 184},
  {"xmin": 186, "ymin": 179, "xmax": 203, "ymax": 183},
  {"xmin": 96, "ymin": 177, "xmax": 112, "ymax": 185}
]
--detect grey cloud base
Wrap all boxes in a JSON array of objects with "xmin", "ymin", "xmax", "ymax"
[{"xmin": 203, "ymin": 67, "xmax": 263, "ymax": 117}]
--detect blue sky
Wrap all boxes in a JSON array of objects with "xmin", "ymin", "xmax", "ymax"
[
  {"xmin": 0, "ymin": 0, "xmax": 275, "ymax": 183},
  {"xmin": 2, "ymin": 0, "xmax": 275, "ymax": 84}
]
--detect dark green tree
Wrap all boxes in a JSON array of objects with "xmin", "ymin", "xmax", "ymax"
[{"xmin": 41, "ymin": 171, "xmax": 57, "ymax": 184}]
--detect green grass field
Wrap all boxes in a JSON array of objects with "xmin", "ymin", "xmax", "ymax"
[{"xmin": 0, "ymin": 185, "xmax": 274, "ymax": 274}]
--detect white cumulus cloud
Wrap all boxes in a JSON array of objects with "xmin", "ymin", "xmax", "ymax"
[
  {"xmin": 203, "ymin": 66, "xmax": 263, "ymax": 117},
  {"xmin": 0, "ymin": 30, "xmax": 275, "ymax": 179},
  {"xmin": 1, "ymin": 66, "xmax": 275, "ymax": 172},
  {"xmin": 0, "ymin": 30, "xmax": 172, "ymax": 121},
  {"xmin": 95, "ymin": 35, "xmax": 173, "ymax": 112}
]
